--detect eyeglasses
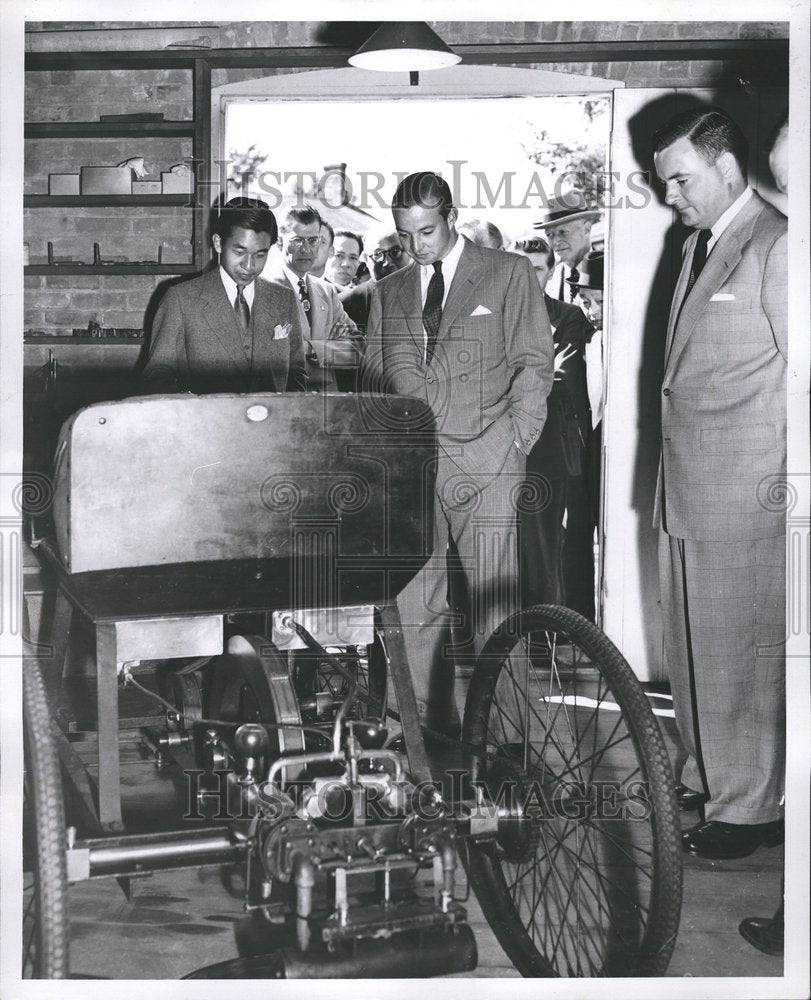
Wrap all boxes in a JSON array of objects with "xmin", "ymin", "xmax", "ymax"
[
  {"xmin": 369, "ymin": 246, "xmax": 405, "ymax": 264},
  {"xmin": 287, "ymin": 236, "xmax": 320, "ymax": 250}
]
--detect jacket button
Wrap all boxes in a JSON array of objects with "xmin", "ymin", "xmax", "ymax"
[
  {"xmin": 426, "ymin": 377, "xmax": 434, "ymax": 384},
  {"xmin": 662, "ymin": 388, "xmax": 671, "ymax": 397}
]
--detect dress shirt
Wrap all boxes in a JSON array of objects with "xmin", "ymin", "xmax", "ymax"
[
  {"xmin": 219, "ymin": 266, "xmax": 256, "ymax": 310},
  {"xmin": 419, "ymin": 233, "xmax": 466, "ymax": 359},
  {"xmin": 282, "ymin": 263, "xmax": 308, "ymax": 294},
  {"xmin": 708, "ymin": 186, "xmax": 753, "ymax": 253}
]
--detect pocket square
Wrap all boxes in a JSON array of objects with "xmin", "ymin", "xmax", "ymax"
[
  {"xmin": 710, "ymin": 292, "xmax": 736, "ymax": 302},
  {"xmin": 470, "ymin": 304, "xmax": 492, "ymax": 316},
  {"xmin": 273, "ymin": 323, "xmax": 291, "ymax": 339}
]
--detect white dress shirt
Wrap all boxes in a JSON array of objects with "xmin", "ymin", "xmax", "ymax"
[
  {"xmin": 219, "ymin": 266, "xmax": 256, "ymax": 309},
  {"xmin": 585, "ymin": 330, "xmax": 604, "ymax": 429}
]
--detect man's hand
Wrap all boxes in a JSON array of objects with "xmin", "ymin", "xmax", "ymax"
[{"xmin": 554, "ymin": 343, "xmax": 577, "ymax": 381}]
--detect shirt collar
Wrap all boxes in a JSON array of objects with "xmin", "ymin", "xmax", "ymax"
[
  {"xmin": 282, "ymin": 263, "xmax": 308, "ymax": 290},
  {"xmin": 709, "ymin": 185, "xmax": 753, "ymax": 250},
  {"xmin": 219, "ymin": 266, "xmax": 256, "ymax": 306},
  {"xmin": 420, "ymin": 232, "xmax": 465, "ymax": 279}
]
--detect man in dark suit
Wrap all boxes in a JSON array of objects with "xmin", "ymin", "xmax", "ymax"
[
  {"xmin": 653, "ymin": 107, "xmax": 787, "ymax": 859},
  {"xmin": 339, "ymin": 221, "xmax": 411, "ymax": 333},
  {"xmin": 512, "ymin": 237, "xmax": 592, "ymax": 609},
  {"xmin": 363, "ymin": 172, "xmax": 554, "ymax": 730},
  {"xmin": 142, "ymin": 197, "xmax": 306, "ymax": 393}
]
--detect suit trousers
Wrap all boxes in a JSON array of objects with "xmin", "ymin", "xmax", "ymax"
[
  {"xmin": 397, "ymin": 447, "xmax": 525, "ymax": 726},
  {"xmin": 659, "ymin": 531, "xmax": 786, "ymax": 824}
]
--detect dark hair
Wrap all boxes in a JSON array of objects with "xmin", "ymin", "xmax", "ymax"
[
  {"xmin": 392, "ymin": 171, "xmax": 453, "ymax": 219},
  {"xmin": 768, "ymin": 109, "xmax": 789, "ymax": 151},
  {"xmin": 213, "ymin": 196, "xmax": 277, "ymax": 242},
  {"xmin": 652, "ymin": 107, "xmax": 749, "ymax": 177},
  {"xmin": 279, "ymin": 204, "xmax": 323, "ymax": 234},
  {"xmin": 319, "ymin": 219, "xmax": 335, "ymax": 245},
  {"xmin": 513, "ymin": 237, "xmax": 555, "ymax": 268},
  {"xmin": 334, "ymin": 229, "xmax": 363, "ymax": 254}
]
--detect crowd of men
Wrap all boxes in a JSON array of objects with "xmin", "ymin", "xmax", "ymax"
[{"xmin": 142, "ymin": 108, "xmax": 788, "ymax": 938}]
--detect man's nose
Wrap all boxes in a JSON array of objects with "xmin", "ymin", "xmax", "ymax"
[{"xmin": 664, "ymin": 184, "xmax": 679, "ymax": 205}]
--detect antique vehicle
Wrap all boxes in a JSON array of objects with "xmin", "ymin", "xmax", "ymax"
[{"xmin": 22, "ymin": 392, "xmax": 683, "ymax": 979}]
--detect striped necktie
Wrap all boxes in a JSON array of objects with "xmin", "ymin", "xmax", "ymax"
[
  {"xmin": 423, "ymin": 261, "xmax": 444, "ymax": 363},
  {"xmin": 234, "ymin": 284, "xmax": 250, "ymax": 332}
]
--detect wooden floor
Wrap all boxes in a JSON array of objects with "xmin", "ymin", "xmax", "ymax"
[{"xmin": 50, "ymin": 684, "xmax": 786, "ymax": 983}]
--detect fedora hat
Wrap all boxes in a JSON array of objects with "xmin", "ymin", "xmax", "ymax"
[
  {"xmin": 533, "ymin": 190, "xmax": 601, "ymax": 230},
  {"xmin": 566, "ymin": 250, "xmax": 604, "ymax": 291}
]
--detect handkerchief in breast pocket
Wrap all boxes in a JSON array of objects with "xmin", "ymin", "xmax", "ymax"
[
  {"xmin": 470, "ymin": 304, "xmax": 492, "ymax": 316},
  {"xmin": 273, "ymin": 323, "xmax": 291, "ymax": 339},
  {"xmin": 709, "ymin": 292, "xmax": 736, "ymax": 302}
]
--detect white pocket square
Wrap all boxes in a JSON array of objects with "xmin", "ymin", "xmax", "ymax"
[
  {"xmin": 710, "ymin": 292, "xmax": 736, "ymax": 302},
  {"xmin": 470, "ymin": 304, "xmax": 492, "ymax": 316},
  {"xmin": 273, "ymin": 323, "xmax": 291, "ymax": 339}
]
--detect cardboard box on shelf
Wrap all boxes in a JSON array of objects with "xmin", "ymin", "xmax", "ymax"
[
  {"xmin": 161, "ymin": 170, "xmax": 194, "ymax": 195},
  {"xmin": 132, "ymin": 180, "xmax": 163, "ymax": 195},
  {"xmin": 48, "ymin": 173, "xmax": 80, "ymax": 195},
  {"xmin": 80, "ymin": 166, "xmax": 132, "ymax": 195}
]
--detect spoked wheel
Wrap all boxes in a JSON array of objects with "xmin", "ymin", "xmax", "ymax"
[
  {"xmin": 22, "ymin": 656, "xmax": 70, "ymax": 978},
  {"xmin": 462, "ymin": 605, "xmax": 682, "ymax": 977}
]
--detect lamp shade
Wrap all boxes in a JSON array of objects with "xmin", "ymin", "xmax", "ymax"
[{"xmin": 348, "ymin": 22, "xmax": 462, "ymax": 72}]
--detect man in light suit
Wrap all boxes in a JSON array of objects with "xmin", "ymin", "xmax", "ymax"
[
  {"xmin": 264, "ymin": 205, "xmax": 358, "ymax": 391},
  {"xmin": 363, "ymin": 172, "xmax": 554, "ymax": 731},
  {"xmin": 143, "ymin": 197, "xmax": 306, "ymax": 393},
  {"xmin": 652, "ymin": 107, "xmax": 787, "ymax": 859}
]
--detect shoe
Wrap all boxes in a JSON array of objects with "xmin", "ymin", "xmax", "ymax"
[
  {"xmin": 738, "ymin": 903, "xmax": 784, "ymax": 956},
  {"xmin": 682, "ymin": 819, "xmax": 784, "ymax": 860},
  {"xmin": 675, "ymin": 782, "xmax": 710, "ymax": 812}
]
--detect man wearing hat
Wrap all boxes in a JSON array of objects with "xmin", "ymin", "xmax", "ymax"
[
  {"xmin": 534, "ymin": 190, "xmax": 602, "ymax": 303},
  {"xmin": 564, "ymin": 250, "xmax": 604, "ymax": 620}
]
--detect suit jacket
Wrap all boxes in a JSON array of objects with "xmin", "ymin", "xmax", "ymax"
[
  {"xmin": 264, "ymin": 261, "xmax": 358, "ymax": 389},
  {"xmin": 364, "ymin": 239, "xmax": 554, "ymax": 476},
  {"xmin": 339, "ymin": 280, "xmax": 375, "ymax": 334},
  {"xmin": 142, "ymin": 268, "xmax": 307, "ymax": 394},
  {"xmin": 655, "ymin": 191, "xmax": 787, "ymax": 541}
]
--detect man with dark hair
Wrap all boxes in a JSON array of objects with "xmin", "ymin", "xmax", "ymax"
[
  {"xmin": 338, "ymin": 221, "xmax": 411, "ymax": 333},
  {"xmin": 326, "ymin": 229, "xmax": 363, "ymax": 289},
  {"xmin": 364, "ymin": 171, "xmax": 554, "ymax": 733},
  {"xmin": 143, "ymin": 196, "xmax": 306, "ymax": 393},
  {"xmin": 513, "ymin": 236, "xmax": 593, "ymax": 613},
  {"xmin": 309, "ymin": 219, "xmax": 335, "ymax": 279},
  {"xmin": 652, "ymin": 106, "xmax": 787, "ymax": 859},
  {"xmin": 264, "ymin": 205, "xmax": 358, "ymax": 390}
]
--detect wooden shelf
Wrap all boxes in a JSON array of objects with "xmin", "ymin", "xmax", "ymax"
[
  {"xmin": 25, "ymin": 264, "xmax": 197, "ymax": 276},
  {"xmin": 25, "ymin": 121, "xmax": 196, "ymax": 139},
  {"xmin": 25, "ymin": 195, "xmax": 194, "ymax": 207}
]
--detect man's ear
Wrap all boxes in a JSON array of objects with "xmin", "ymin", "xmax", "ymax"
[
  {"xmin": 717, "ymin": 150, "xmax": 740, "ymax": 183},
  {"xmin": 447, "ymin": 206, "xmax": 459, "ymax": 228},
  {"xmin": 212, "ymin": 233, "xmax": 222, "ymax": 255}
]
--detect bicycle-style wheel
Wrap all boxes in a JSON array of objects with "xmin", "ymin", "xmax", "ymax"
[
  {"xmin": 462, "ymin": 605, "xmax": 682, "ymax": 977},
  {"xmin": 22, "ymin": 655, "xmax": 70, "ymax": 978}
]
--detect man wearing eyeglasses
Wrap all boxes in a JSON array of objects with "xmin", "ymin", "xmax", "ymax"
[
  {"xmin": 264, "ymin": 205, "xmax": 358, "ymax": 390},
  {"xmin": 339, "ymin": 221, "xmax": 411, "ymax": 334}
]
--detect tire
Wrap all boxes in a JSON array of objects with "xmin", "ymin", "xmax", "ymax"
[
  {"xmin": 462, "ymin": 605, "xmax": 682, "ymax": 977},
  {"xmin": 22, "ymin": 656, "xmax": 70, "ymax": 979}
]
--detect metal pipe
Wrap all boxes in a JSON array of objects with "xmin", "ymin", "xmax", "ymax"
[
  {"xmin": 80, "ymin": 830, "xmax": 246, "ymax": 877},
  {"xmin": 292, "ymin": 854, "xmax": 316, "ymax": 952}
]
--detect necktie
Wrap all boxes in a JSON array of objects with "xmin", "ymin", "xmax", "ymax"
[
  {"xmin": 568, "ymin": 267, "xmax": 580, "ymax": 302},
  {"xmin": 423, "ymin": 261, "xmax": 444, "ymax": 364},
  {"xmin": 685, "ymin": 229, "xmax": 711, "ymax": 297},
  {"xmin": 297, "ymin": 277, "xmax": 311, "ymax": 327},
  {"xmin": 234, "ymin": 284, "xmax": 250, "ymax": 332}
]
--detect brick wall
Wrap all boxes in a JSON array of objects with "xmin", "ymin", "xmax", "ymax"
[{"xmin": 24, "ymin": 20, "xmax": 789, "ymax": 338}]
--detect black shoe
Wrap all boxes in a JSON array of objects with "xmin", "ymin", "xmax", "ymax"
[
  {"xmin": 739, "ymin": 903, "xmax": 784, "ymax": 956},
  {"xmin": 675, "ymin": 782, "xmax": 710, "ymax": 812},
  {"xmin": 682, "ymin": 819, "xmax": 784, "ymax": 860}
]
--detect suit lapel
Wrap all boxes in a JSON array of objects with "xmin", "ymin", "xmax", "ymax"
[
  {"xmin": 199, "ymin": 270, "xmax": 250, "ymax": 372},
  {"xmin": 665, "ymin": 194, "xmax": 764, "ymax": 373},
  {"xmin": 438, "ymin": 241, "xmax": 482, "ymax": 344},
  {"xmin": 395, "ymin": 263, "xmax": 425, "ymax": 353}
]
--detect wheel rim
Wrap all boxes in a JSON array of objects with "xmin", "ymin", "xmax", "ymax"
[{"xmin": 463, "ymin": 606, "xmax": 681, "ymax": 978}]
